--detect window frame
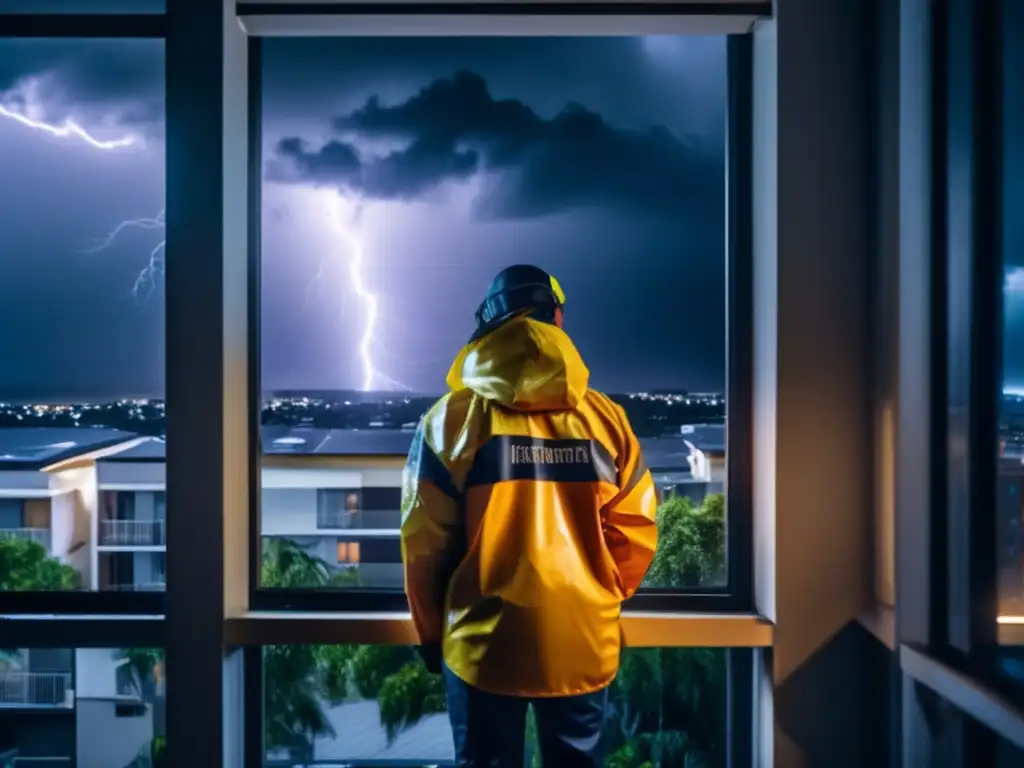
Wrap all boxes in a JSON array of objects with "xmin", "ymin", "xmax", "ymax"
[
  {"xmin": 246, "ymin": 19, "xmax": 757, "ymax": 616},
  {"xmin": 927, "ymin": 0, "xmax": 1004, "ymax": 688},
  {"xmin": 244, "ymin": 643, "xmax": 755, "ymax": 768},
  {"xmin": 1, "ymin": 4, "xmax": 771, "ymax": 766},
  {"xmin": 0, "ymin": 12, "xmax": 166, "ymax": 618},
  {"xmin": 897, "ymin": 0, "xmax": 1024, "ymax": 762}
]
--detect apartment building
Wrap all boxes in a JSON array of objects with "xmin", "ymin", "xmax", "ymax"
[
  {"xmin": 94, "ymin": 439, "xmax": 167, "ymax": 593},
  {"xmin": 74, "ymin": 648, "xmax": 163, "ymax": 768},
  {"xmin": 84, "ymin": 428, "xmax": 410, "ymax": 588},
  {"xmin": 676, "ymin": 423, "xmax": 726, "ymax": 502},
  {"xmin": 0, "ymin": 424, "xmax": 714, "ymax": 593},
  {"xmin": 0, "ymin": 648, "xmax": 74, "ymax": 767},
  {"xmin": 261, "ymin": 425, "xmax": 408, "ymax": 588},
  {"xmin": 0, "ymin": 428, "xmax": 141, "ymax": 592},
  {"xmin": 0, "ymin": 647, "xmax": 161, "ymax": 768}
]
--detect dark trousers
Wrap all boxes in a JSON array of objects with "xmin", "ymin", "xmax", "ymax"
[{"xmin": 443, "ymin": 663, "xmax": 609, "ymax": 768}]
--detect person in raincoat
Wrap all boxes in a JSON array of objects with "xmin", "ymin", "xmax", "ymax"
[{"xmin": 400, "ymin": 264, "xmax": 659, "ymax": 767}]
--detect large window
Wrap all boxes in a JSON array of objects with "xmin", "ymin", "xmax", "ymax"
[
  {"xmin": 1000, "ymin": 0, "xmax": 1024, "ymax": 621},
  {"xmin": 262, "ymin": 643, "xmax": 727, "ymax": 767},
  {"xmin": 1, "ymin": 4, "xmax": 765, "ymax": 764},
  {"xmin": 998, "ymin": 0, "xmax": 1024, "ymax": 684},
  {"xmin": 0, "ymin": 646, "xmax": 165, "ymax": 767},
  {"xmin": 0, "ymin": 38, "xmax": 165, "ymax": 607},
  {"xmin": 257, "ymin": 36, "xmax": 735, "ymax": 600}
]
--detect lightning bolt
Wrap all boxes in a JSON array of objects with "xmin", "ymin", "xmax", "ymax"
[
  {"xmin": 3, "ymin": 97, "xmax": 416, "ymax": 390},
  {"xmin": 83, "ymin": 210, "xmax": 166, "ymax": 304},
  {"xmin": 323, "ymin": 196, "xmax": 410, "ymax": 392},
  {"xmin": 0, "ymin": 98, "xmax": 163, "ymax": 302},
  {"xmin": 0, "ymin": 103, "xmax": 137, "ymax": 150}
]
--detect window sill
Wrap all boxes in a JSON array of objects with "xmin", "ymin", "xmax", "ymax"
[
  {"xmin": 224, "ymin": 610, "xmax": 773, "ymax": 647},
  {"xmin": 998, "ymin": 615, "xmax": 1024, "ymax": 646}
]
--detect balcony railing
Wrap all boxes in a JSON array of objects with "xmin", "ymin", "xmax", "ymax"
[
  {"xmin": 101, "ymin": 581, "xmax": 166, "ymax": 592},
  {"xmin": 0, "ymin": 672, "xmax": 72, "ymax": 708},
  {"xmin": 316, "ymin": 508, "xmax": 400, "ymax": 530},
  {"xmin": 0, "ymin": 528, "xmax": 51, "ymax": 551},
  {"xmin": 99, "ymin": 519, "xmax": 165, "ymax": 547}
]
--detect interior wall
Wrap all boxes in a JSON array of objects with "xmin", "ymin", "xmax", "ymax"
[
  {"xmin": 753, "ymin": 0, "xmax": 877, "ymax": 763},
  {"xmin": 871, "ymin": 0, "xmax": 903, "ymax": 611}
]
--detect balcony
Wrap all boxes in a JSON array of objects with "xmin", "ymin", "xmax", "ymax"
[
  {"xmin": 0, "ymin": 528, "xmax": 51, "ymax": 551},
  {"xmin": 0, "ymin": 672, "xmax": 72, "ymax": 709},
  {"xmin": 101, "ymin": 581, "xmax": 166, "ymax": 593},
  {"xmin": 316, "ymin": 508, "xmax": 400, "ymax": 530},
  {"xmin": 99, "ymin": 519, "xmax": 166, "ymax": 547}
]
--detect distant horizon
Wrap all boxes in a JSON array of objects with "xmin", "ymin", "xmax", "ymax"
[
  {"xmin": 8, "ymin": 385, "xmax": 1024, "ymax": 407},
  {"xmin": 0, "ymin": 386, "xmax": 725, "ymax": 405}
]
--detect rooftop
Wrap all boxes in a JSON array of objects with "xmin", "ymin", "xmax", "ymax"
[
  {"xmin": 92, "ymin": 426, "xmax": 706, "ymax": 472},
  {"xmin": 315, "ymin": 699, "xmax": 452, "ymax": 764},
  {"xmin": 99, "ymin": 436, "xmax": 167, "ymax": 462},
  {"xmin": 0, "ymin": 427, "xmax": 138, "ymax": 470},
  {"xmin": 680, "ymin": 423, "xmax": 726, "ymax": 454},
  {"xmin": 263, "ymin": 425, "xmax": 418, "ymax": 456}
]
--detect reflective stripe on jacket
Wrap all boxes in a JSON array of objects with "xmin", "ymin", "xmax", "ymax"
[{"xmin": 400, "ymin": 315, "xmax": 658, "ymax": 697}]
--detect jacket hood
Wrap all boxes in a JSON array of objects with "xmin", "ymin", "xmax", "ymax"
[{"xmin": 445, "ymin": 316, "xmax": 589, "ymax": 412}]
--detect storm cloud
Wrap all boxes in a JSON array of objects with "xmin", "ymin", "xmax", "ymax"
[
  {"xmin": 270, "ymin": 70, "xmax": 721, "ymax": 220},
  {"xmin": 0, "ymin": 39, "xmax": 164, "ymax": 128}
]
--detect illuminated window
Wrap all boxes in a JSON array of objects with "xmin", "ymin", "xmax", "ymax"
[{"xmin": 337, "ymin": 541, "xmax": 361, "ymax": 565}]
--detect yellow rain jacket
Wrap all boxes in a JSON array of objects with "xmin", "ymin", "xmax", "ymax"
[{"xmin": 400, "ymin": 315, "xmax": 658, "ymax": 697}]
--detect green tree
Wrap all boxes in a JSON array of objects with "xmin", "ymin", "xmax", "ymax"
[
  {"xmin": 149, "ymin": 735, "xmax": 167, "ymax": 768},
  {"xmin": 262, "ymin": 537, "xmax": 361, "ymax": 589},
  {"xmin": 607, "ymin": 492, "xmax": 728, "ymax": 767},
  {"xmin": 261, "ymin": 541, "xmax": 444, "ymax": 755},
  {"xmin": 376, "ymin": 660, "xmax": 446, "ymax": 741},
  {"xmin": 264, "ymin": 644, "xmax": 336, "ymax": 762},
  {"xmin": 0, "ymin": 538, "xmax": 79, "ymax": 590},
  {"xmin": 262, "ymin": 540, "xmax": 341, "ymax": 759},
  {"xmin": 643, "ymin": 493, "xmax": 725, "ymax": 588},
  {"xmin": 261, "ymin": 538, "xmax": 333, "ymax": 589}
]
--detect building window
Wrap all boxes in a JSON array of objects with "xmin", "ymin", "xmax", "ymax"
[
  {"xmin": 0, "ymin": 34, "xmax": 166, "ymax": 602},
  {"xmin": 336, "ymin": 541, "xmax": 361, "ymax": 565},
  {"xmin": 317, "ymin": 489, "xmax": 361, "ymax": 529},
  {"xmin": 262, "ymin": 644, "xmax": 728, "ymax": 766},
  {"xmin": 255, "ymin": 34, "xmax": 746, "ymax": 607}
]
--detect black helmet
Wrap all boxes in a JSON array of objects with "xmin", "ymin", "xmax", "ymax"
[{"xmin": 470, "ymin": 264, "xmax": 566, "ymax": 343}]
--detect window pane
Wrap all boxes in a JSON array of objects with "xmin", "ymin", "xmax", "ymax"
[
  {"xmin": 0, "ymin": 647, "xmax": 165, "ymax": 766},
  {"xmin": 1001, "ymin": 0, "xmax": 1024, "ymax": 619},
  {"xmin": 0, "ymin": 0, "xmax": 164, "ymax": 12},
  {"xmin": 1000, "ymin": 0, "xmax": 1024, "ymax": 682},
  {"xmin": 259, "ymin": 37, "xmax": 729, "ymax": 593},
  {"xmin": 263, "ymin": 644, "xmax": 727, "ymax": 766},
  {"xmin": 0, "ymin": 39, "xmax": 166, "ymax": 594}
]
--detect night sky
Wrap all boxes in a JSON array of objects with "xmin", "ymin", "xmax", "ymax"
[
  {"xmin": 0, "ymin": 27, "xmax": 1019, "ymax": 400},
  {"xmin": 260, "ymin": 37, "xmax": 727, "ymax": 395}
]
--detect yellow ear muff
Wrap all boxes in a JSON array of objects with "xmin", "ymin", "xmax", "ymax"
[{"xmin": 549, "ymin": 274, "xmax": 566, "ymax": 305}]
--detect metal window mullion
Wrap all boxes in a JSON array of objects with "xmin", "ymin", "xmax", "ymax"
[
  {"xmin": 725, "ymin": 33, "xmax": 755, "ymax": 613},
  {"xmin": 0, "ymin": 13, "xmax": 165, "ymax": 38},
  {"xmin": 165, "ymin": 0, "xmax": 251, "ymax": 764}
]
